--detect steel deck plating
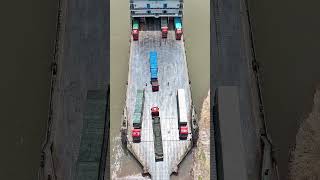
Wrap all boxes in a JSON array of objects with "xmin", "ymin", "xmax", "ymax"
[{"xmin": 122, "ymin": 24, "xmax": 196, "ymax": 180}]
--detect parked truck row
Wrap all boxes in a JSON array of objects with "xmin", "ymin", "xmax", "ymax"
[
  {"xmin": 132, "ymin": 89, "xmax": 189, "ymax": 143},
  {"xmin": 131, "ymin": 50, "xmax": 189, "ymax": 143},
  {"xmin": 131, "ymin": 17, "xmax": 183, "ymax": 41}
]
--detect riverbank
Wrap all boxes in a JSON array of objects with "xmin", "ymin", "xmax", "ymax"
[
  {"xmin": 192, "ymin": 91, "xmax": 210, "ymax": 180},
  {"xmin": 288, "ymin": 87, "xmax": 320, "ymax": 180}
]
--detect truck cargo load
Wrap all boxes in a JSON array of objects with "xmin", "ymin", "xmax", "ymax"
[
  {"xmin": 152, "ymin": 116, "xmax": 164, "ymax": 162},
  {"xmin": 133, "ymin": 113, "xmax": 142, "ymax": 128},
  {"xmin": 149, "ymin": 51, "xmax": 158, "ymax": 70},
  {"xmin": 150, "ymin": 51, "xmax": 158, "ymax": 81},
  {"xmin": 132, "ymin": 19, "xmax": 139, "ymax": 30},
  {"xmin": 150, "ymin": 69, "xmax": 158, "ymax": 81},
  {"xmin": 133, "ymin": 90, "xmax": 144, "ymax": 128},
  {"xmin": 132, "ymin": 128, "xmax": 141, "ymax": 143},
  {"xmin": 149, "ymin": 51, "xmax": 159, "ymax": 91},
  {"xmin": 174, "ymin": 17, "xmax": 182, "ymax": 29},
  {"xmin": 177, "ymin": 89, "xmax": 188, "ymax": 125},
  {"xmin": 136, "ymin": 89, "xmax": 144, "ymax": 99}
]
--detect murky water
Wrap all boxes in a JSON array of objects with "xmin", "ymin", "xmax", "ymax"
[
  {"xmin": 0, "ymin": 1, "xmax": 58, "ymax": 179},
  {"xmin": 247, "ymin": 1, "xmax": 320, "ymax": 179},
  {"xmin": 110, "ymin": 0, "xmax": 209, "ymax": 178}
]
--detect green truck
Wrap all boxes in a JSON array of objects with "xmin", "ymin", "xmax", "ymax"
[
  {"xmin": 133, "ymin": 90, "xmax": 144, "ymax": 128},
  {"xmin": 132, "ymin": 19, "xmax": 139, "ymax": 41},
  {"xmin": 152, "ymin": 116, "xmax": 164, "ymax": 162}
]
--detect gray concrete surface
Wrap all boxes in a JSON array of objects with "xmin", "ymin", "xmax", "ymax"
[
  {"xmin": 216, "ymin": 86, "xmax": 248, "ymax": 180},
  {"xmin": 211, "ymin": 0, "xmax": 264, "ymax": 179},
  {"xmin": 39, "ymin": 0, "xmax": 109, "ymax": 179},
  {"xmin": 124, "ymin": 27, "xmax": 194, "ymax": 180}
]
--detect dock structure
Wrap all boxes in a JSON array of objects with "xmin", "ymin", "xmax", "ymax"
[
  {"xmin": 121, "ymin": 19, "xmax": 197, "ymax": 179},
  {"xmin": 130, "ymin": 0, "xmax": 183, "ymax": 18}
]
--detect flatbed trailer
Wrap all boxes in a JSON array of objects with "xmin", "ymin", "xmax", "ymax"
[
  {"xmin": 121, "ymin": 18, "xmax": 198, "ymax": 180},
  {"xmin": 152, "ymin": 116, "xmax": 164, "ymax": 162}
]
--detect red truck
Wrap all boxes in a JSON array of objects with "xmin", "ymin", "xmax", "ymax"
[
  {"xmin": 179, "ymin": 126, "xmax": 188, "ymax": 139},
  {"xmin": 132, "ymin": 20, "xmax": 139, "ymax": 41},
  {"xmin": 151, "ymin": 80, "xmax": 159, "ymax": 92},
  {"xmin": 132, "ymin": 128, "xmax": 141, "ymax": 142},
  {"xmin": 151, "ymin": 106, "xmax": 160, "ymax": 117},
  {"xmin": 132, "ymin": 29, "xmax": 139, "ymax": 41},
  {"xmin": 175, "ymin": 29, "xmax": 183, "ymax": 40},
  {"xmin": 162, "ymin": 27, "xmax": 168, "ymax": 38},
  {"xmin": 161, "ymin": 18, "xmax": 168, "ymax": 39}
]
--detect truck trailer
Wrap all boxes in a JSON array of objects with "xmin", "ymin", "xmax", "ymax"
[
  {"xmin": 152, "ymin": 116, "xmax": 164, "ymax": 162},
  {"xmin": 149, "ymin": 51, "xmax": 159, "ymax": 92},
  {"xmin": 177, "ymin": 89, "xmax": 188, "ymax": 139},
  {"xmin": 132, "ymin": 89, "xmax": 145, "ymax": 142}
]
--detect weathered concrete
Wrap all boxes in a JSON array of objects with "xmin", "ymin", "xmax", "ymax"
[
  {"xmin": 211, "ymin": 0, "xmax": 268, "ymax": 179},
  {"xmin": 39, "ymin": 0, "xmax": 109, "ymax": 179}
]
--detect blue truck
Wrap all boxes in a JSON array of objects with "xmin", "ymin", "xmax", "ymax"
[
  {"xmin": 150, "ymin": 51, "xmax": 158, "ymax": 70},
  {"xmin": 149, "ymin": 51, "xmax": 159, "ymax": 92}
]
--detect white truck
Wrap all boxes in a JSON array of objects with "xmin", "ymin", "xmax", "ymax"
[{"xmin": 177, "ymin": 89, "xmax": 188, "ymax": 139}]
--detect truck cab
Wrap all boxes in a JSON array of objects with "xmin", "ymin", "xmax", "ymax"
[
  {"xmin": 175, "ymin": 28, "xmax": 183, "ymax": 40},
  {"xmin": 151, "ymin": 106, "xmax": 160, "ymax": 117},
  {"xmin": 162, "ymin": 27, "xmax": 168, "ymax": 38},
  {"xmin": 151, "ymin": 80, "xmax": 159, "ymax": 92},
  {"xmin": 179, "ymin": 126, "xmax": 188, "ymax": 139},
  {"xmin": 132, "ymin": 128, "xmax": 141, "ymax": 142}
]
